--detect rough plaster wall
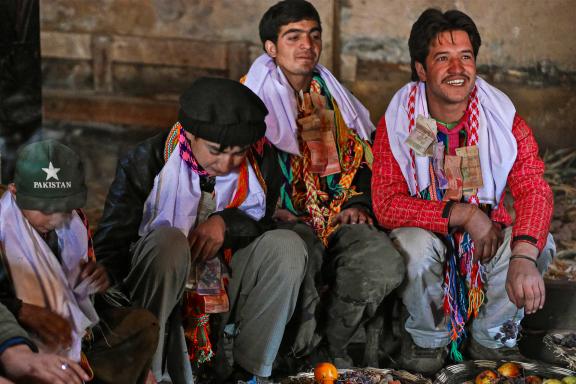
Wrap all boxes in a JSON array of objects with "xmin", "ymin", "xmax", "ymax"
[
  {"xmin": 40, "ymin": 0, "xmax": 334, "ymax": 67},
  {"xmin": 340, "ymin": 0, "xmax": 576, "ymax": 71},
  {"xmin": 40, "ymin": 0, "xmax": 576, "ymax": 149}
]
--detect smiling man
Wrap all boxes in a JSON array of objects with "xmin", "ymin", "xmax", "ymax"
[
  {"xmin": 94, "ymin": 77, "xmax": 307, "ymax": 383},
  {"xmin": 372, "ymin": 9, "xmax": 555, "ymax": 374},
  {"xmin": 243, "ymin": 0, "xmax": 404, "ymax": 368}
]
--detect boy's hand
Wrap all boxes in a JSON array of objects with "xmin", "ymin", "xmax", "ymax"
[
  {"xmin": 188, "ymin": 215, "xmax": 226, "ymax": 263},
  {"xmin": 18, "ymin": 303, "xmax": 72, "ymax": 350},
  {"xmin": 273, "ymin": 208, "xmax": 299, "ymax": 223},
  {"xmin": 331, "ymin": 207, "xmax": 374, "ymax": 226},
  {"xmin": 0, "ymin": 344, "xmax": 89, "ymax": 384},
  {"xmin": 464, "ymin": 207, "xmax": 504, "ymax": 264},
  {"xmin": 79, "ymin": 260, "xmax": 110, "ymax": 294}
]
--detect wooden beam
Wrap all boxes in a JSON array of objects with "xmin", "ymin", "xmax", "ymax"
[
  {"xmin": 43, "ymin": 90, "xmax": 178, "ymax": 129},
  {"xmin": 41, "ymin": 31, "xmax": 92, "ymax": 60},
  {"xmin": 111, "ymin": 36, "xmax": 228, "ymax": 69}
]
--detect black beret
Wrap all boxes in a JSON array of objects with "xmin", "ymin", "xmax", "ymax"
[{"xmin": 178, "ymin": 77, "xmax": 268, "ymax": 147}]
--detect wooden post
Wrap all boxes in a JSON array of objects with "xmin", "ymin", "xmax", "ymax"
[
  {"xmin": 332, "ymin": 0, "xmax": 341, "ymax": 79},
  {"xmin": 227, "ymin": 41, "xmax": 250, "ymax": 81},
  {"xmin": 92, "ymin": 35, "xmax": 113, "ymax": 93}
]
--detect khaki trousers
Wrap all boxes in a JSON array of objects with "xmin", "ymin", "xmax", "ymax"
[{"xmin": 391, "ymin": 227, "xmax": 555, "ymax": 349}]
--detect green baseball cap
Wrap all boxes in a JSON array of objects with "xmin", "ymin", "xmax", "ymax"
[{"xmin": 13, "ymin": 140, "xmax": 87, "ymax": 212}]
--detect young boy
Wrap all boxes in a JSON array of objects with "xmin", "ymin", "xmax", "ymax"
[
  {"xmin": 0, "ymin": 140, "xmax": 158, "ymax": 383},
  {"xmin": 243, "ymin": 0, "xmax": 404, "ymax": 367},
  {"xmin": 94, "ymin": 77, "xmax": 308, "ymax": 383}
]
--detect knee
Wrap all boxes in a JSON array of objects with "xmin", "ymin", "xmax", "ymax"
[
  {"xmin": 375, "ymin": 246, "xmax": 405, "ymax": 291},
  {"xmin": 333, "ymin": 223, "xmax": 376, "ymax": 245},
  {"xmin": 390, "ymin": 227, "xmax": 443, "ymax": 279},
  {"xmin": 332, "ymin": 226, "xmax": 405, "ymax": 301},
  {"xmin": 138, "ymin": 227, "xmax": 190, "ymax": 275},
  {"xmin": 119, "ymin": 308, "xmax": 160, "ymax": 360},
  {"xmin": 291, "ymin": 223, "xmax": 318, "ymax": 247},
  {"xmin": 129, "ymin": 308, "xmax": 160, "ymax": 349},
  {"xmin": 257, "ymin": 229, "xmax": 307, "ymax": 278}
]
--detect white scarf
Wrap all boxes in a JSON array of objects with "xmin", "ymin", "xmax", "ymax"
[
  {"xmin": 384, "ymin": 77, "xmax": 517, "ymax": 205},
  {"xmin": 244, "ymin": 54, "xmax": 375, "ymax": 155},
  {"xmin": 139, "ymin": 143, "xmax": 266, "ymax": 236},
  {"xmin": 0, "ymin": 192, "xmax": 99, "ymax": 361}
]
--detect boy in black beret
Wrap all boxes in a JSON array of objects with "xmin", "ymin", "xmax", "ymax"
[{"xmin": 94, "ymin": 77, "xmax": 308, "ymax": 383}]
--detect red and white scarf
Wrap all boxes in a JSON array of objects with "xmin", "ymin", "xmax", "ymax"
[{"xmin": 384, "ymin": 77, "xmax": 517, "ymax": 205}]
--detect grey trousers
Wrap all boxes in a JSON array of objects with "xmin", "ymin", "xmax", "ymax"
[
  {"xmin": 390, "ymin": 227, "xmax": 556, "ymax": 349},
  {"xmin": 127, "ymin": 228, "xmax": 307, "ymax": 381},
  {"xmin": 284, "ymin": 223, "xmax": 405, "ymax": 355},
  {"xmin": 223, "ymin": 229, "xmax": 307, "ymax": 377},
  {"xmin": 126, "ymin": 227, "xmax": 192, "ymax": 384}
]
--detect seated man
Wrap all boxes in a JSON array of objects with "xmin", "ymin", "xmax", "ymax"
[
  {"xmin": 0, "ymin": 140, "xmax": 158, "ymax": 383},
  {"xmin": 0, "ymin": 302, "xmax": 88, "ymax": 383},
  {"xmin": 243, "ymin": 0, "xmax": 405, "ymax": 367},
  {"xmin": 93, "ymin": 77, "xmax": 308, "ymax": 383},
  {"xmin": 372, "ymin": 8, "xmax": 555, "ymax": 375}
]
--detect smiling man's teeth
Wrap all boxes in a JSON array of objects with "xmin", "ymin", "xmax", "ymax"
[{"xmin": 446, "ymin": 79, "xmax": 465, "ymax": 85}]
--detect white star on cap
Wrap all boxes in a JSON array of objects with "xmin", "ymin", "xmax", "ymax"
[{"xmin": 42, "ymin": 162, "xmax": 60, "ymax": 181}]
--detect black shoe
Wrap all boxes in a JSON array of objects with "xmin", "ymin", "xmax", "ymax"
[
  {"xmin": 397, "ymin": 336, "xmax": 447, "ymax": 376},
  {"xmin": 467, "ymin": 338, "xmax": 528, "ymax": 361}
]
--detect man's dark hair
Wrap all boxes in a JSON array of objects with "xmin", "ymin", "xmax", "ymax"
[
  {"xmin": 408, "ymin": 8, "xmax": 481, "ymax": 81},
  {"xmin": 259, "ymin": 0, "xmax": 322, "ymax": 48}
]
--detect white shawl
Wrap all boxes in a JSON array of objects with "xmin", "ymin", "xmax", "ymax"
[
  {"xmin": 384, "ymin": 77, "xmax": 517, "ymax": 205},
  {"xmin": 244, "ymin": 54, "xmax": 375, "ymax": 155},
  {"xmin": 139, "ymin": 143, "xmax": 266, "ymax": 236},
  {"xmin": 0, "ymin": 192, "xmax": 99, "ymax": 361}
]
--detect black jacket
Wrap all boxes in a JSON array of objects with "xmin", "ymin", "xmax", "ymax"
[{"xmin": 93, "ymin": 131, "xmax": 282, "ymax": 285}]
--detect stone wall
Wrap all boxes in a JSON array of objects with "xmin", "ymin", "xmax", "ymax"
[{"xmin": 40, "ymin": 0, "xmax": 576, "ymax": 149}]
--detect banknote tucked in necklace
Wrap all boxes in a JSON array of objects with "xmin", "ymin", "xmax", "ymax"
[
  {"xmin": 456, "ymin": 145, "xmax": 483, "ymax": 198},
  {"xmin": 297, "ymin": 89, "xmax": 341, "ymax": 176},
  {"xmin": 406, "ymin": 115, "xmax": 437, "ymax": 156},
  {"xmin": 443, "ymin": 154, "xmax": 464, "ymax": 202}
]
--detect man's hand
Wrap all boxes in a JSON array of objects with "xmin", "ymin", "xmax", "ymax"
[
  {"xmin": 79, "ymin": 260, "xmax": 110, "ymax": 294},
  {"xmin": 0, "ymin": 344, "xmax": 89, "ymax": 384},
  {"xmin": 451, "ymin": 204, "xmax": 503, "ymax": 263},
  {"xmin": 18, "ymin": 303, "xmax": 72, "ymax": 350},
  {"xmin": 273, "ymin": 208, "xmax": 299, "ymax": 223},
  {"xmin": 331, "ymin": 207, "xmax": 374, "ymax": 226},
  {"xmin": 506, "ymin": 258, "xmax": 545, "ymax": 314},
  {"xmin": 188, "ymin": 215, "xmax": 226, "ymax": 263}
]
